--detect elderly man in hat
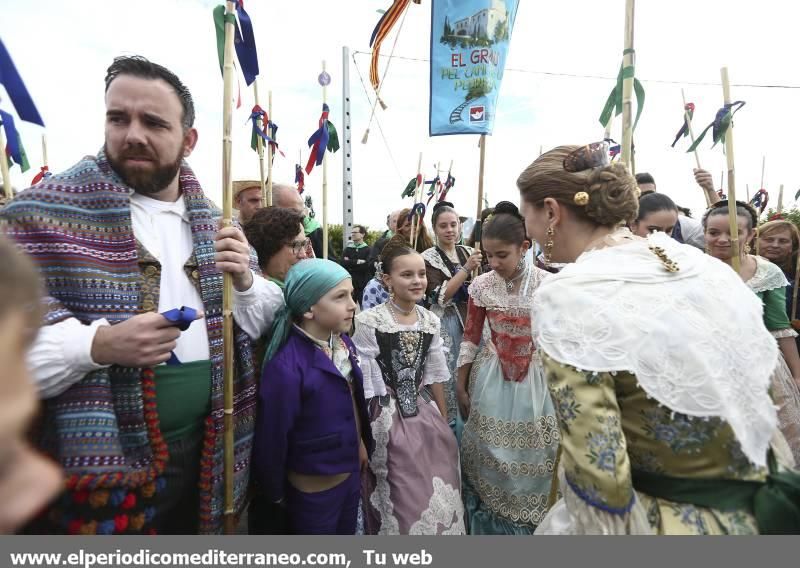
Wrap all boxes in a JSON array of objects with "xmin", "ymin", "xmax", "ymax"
[{"xmin": 234, "ymin": 179, "xmax": 264, "ymax": 224}]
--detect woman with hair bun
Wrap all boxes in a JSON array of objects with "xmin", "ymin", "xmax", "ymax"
[
  {"xmin": 423, "ymin": 201, "xmax": 482, "ymax": 436},
  {"xmin": 455, "ymin": 201, "xmax": 559, "ymax": 535},
  {"xmin": 519, "ymin": 143, "xmax": 799, "ymax": 534}
]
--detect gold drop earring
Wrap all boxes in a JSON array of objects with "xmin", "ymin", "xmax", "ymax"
[{"xmin": 544, "ymin": 226, "xmax": 555, "ymax": 265}]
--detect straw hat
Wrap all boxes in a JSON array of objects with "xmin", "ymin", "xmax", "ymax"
[{"xmin": 233, "ymin": 180, "xmax": 262, "ymax": 200}]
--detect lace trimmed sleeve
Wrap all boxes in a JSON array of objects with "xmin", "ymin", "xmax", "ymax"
[
  {"xmin": 422, "ymin": 328, "xmax": 450, "ymax": 386},
  {"xmin": 352, "ymin": 315, "xmax": 385, "ymax": 399},
  {"xmin": 457, "ymin": 294, "xmax": 487, "ymax": 369}
]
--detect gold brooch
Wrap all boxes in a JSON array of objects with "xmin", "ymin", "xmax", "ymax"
[
  {"xmin": 574, "ymin": 191, "xmax": 590, "ymax": 206},
  {"xmin": 649, "ymin": 245, "xmax": 679, "ymax": 272}
]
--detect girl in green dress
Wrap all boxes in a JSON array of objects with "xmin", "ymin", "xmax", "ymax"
[{"xmin": 703, "ymin": 201, "xmax": 800, "ymax": 464}]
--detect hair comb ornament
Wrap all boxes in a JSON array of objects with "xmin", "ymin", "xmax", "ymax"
[
  {"xmin": 648, "ymin": 244, "xmax": 679, "ymax": 273},
  {"xmin": 563, "ymin": 142, "xmax": 611, "ymax": 173}
]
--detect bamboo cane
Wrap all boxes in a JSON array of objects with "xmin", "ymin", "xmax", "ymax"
[
  {"xmin": 322, "ymin": 60, "xmax": 329, "ymax": 260},
  {"xmin": 761, "ymin": 155, "xmax": 766, "ymax": 189},
  {"xmin": 410, "ymin": 152, "xmax": 422, "ymax": 249},
  {"xmin": 721, "ymin": 67, "xmax": 741, "ymax": 273},
  {"xmin": 778, "ymin": 184, "xmax": 785, "ymax": 214},
  {"xmin": 681, "ymin": 88, "xmax": 703, "ymax": 171},
  {"xmin": 473, "ymin": 134, "xmax": 487, "ymax": 277},
  {"xmin": 603, "ymin": 112, "xmax": 614, "ymax": 143},
  {"xmin": 445, "ymin": 159, "xmax": 453, "ymax": 202},
  {"xmin": 746, "ymin": 184, "xmax": 750, "ymax": 202},
  {"xmin": 0, "ymin": 125, "xmax": 11, "ymax": 200},
  {"xmin": 254, "ymin": 81, "xmax": 268, "ymax": 208},
  {"xmin": 267, "ymin": 90, "xmax": 274, "ymax": 206},
  {"xmin": 221, "ymin": 0, "xmax": 237, "ymax": 534},
  {"xmin": 620, "ymin": 0, "xmax": 636, "ymax": 171},
  {"xmin": 476, "ymin": 135, "xmax": 487, "ymax": 223},
  {"xmin": 41, "ymin": 133, "xmax": 48, "ymax": 169}
]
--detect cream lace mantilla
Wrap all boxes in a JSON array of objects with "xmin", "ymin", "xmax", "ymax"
[
  {"xmin": 356, "ymin": 303, "xmax": 440, "ymax": 335},
  {"xmin": 533, "ymin": 231, "xmax": 778, "ymax": 467},
  {"xmin": 747, "ymin": 255, "xmax": 789, "ymax": 293}
]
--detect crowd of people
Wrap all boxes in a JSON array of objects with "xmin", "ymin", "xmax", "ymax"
[{"xmin": 1, "ymin": 56, "xmax": 799, "ymax": 536}]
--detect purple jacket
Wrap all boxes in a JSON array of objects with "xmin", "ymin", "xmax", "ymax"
[{"xmin": 253, "ymin": 328, "xmax": 373, "ymax": 502}]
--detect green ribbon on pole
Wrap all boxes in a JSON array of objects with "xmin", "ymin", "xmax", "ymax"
[
  {"xmin": 213, "ymin": 5, "xmax": 238, "ymax": 76},
  {"xmin": 401, "ymin": 178, "xmax": 416, "ymax": 198},
  {"xmin": 326, "ymin": 121, "xmax": 340, "ymax": 153},
  {"xmin": 6, "ymin": 132, "xmax": 30, "ymax": 173},
  {"xmin": 599, "ymin": 49, "xmax": 646, "ymax": 132}
]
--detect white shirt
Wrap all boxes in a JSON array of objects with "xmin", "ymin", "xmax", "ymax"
[
  {"xmin": 29, "ymin": 193, "xmax": 284, "ymax": 399},
  {"xmin": 678, "ymin": 214, "xmax": 705, "ymax": 250}
]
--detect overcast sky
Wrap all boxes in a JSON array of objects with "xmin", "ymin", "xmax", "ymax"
[{"xmin": 2, "ymin": 0, "xmax": 799, "ymax": 229}]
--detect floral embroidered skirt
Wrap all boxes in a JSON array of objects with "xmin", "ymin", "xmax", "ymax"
[
  {"xmin": 461, "ymin": 346, "xmax": 560, "ymax": 534},
  {"xmin": 362, "ymin": 394, "xmax": 465, "ymax": 535}
]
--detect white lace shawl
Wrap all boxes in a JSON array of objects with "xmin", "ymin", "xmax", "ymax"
[
  {"xmin": 421, "ymin": 245, "xmax": 474, "ymax": 309},
  {"xmin": 747, "ymin": 255, "xmax": 790, "ymax": 293},
  {"xmin": 533, "ymin": 231, "xmax": 778, "ymax": 467},
  {"xmin": 352, "ymin": 304, "xmax": 450, "ymax": 399},
  {"xmin": 455, "ymin": 268, "xmax": 547, "ymax": 369},
  {"xmin": 746, "ymin": 256, "xmax": 797, "ymax": 339}
]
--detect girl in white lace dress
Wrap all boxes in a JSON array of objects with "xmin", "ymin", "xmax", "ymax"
[
  {"xmin": 704, "ymin": 201, "xmax": 800, "ymax": 464},
  {"xmin": 353, "ymin": 245, "xmax": 465, "ymax": 535},
  {"xmin": 422, "ymin": 201, "xmax": 482, "ymax": 437},
  {"xmin": 456, "ymin": 202, "xmax": 559, "ymax": 535}
]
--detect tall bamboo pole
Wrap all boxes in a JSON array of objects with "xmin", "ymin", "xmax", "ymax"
[
  {"xmin": 0, "ymin": 126, "xmax": 12, "ymax": 199},
  {"xmin": 221, "ymin": 0, "xmax": 236, "ymax": 534},
  {"xmin": 721, "ymin": 67, "xmax": 740, "ymax": 273},
  {"xmin": 476, "ymin": 135, "xmax": 487, "ymax": 223},
  {"xmin": 760, "ymin": 155, "xmax": 766, "ymax": 189},
  {"xmin": 322, "ymin": 60, "xmax": 329, "ymax": 259},
  {"xmin": 41, "ymin": 133, "xmax": 48, "ymax": 170},
  {"xmin": 620, "ymin": 0, "xmax": 636, "ymax": 171},
  {"xmin": 410, "ymin": 152, "xmax": 422, "ymax": 248},
  {"xmin": 267, "ymin": 90, "xmax": 274, "ymax": 206},
  {"xmin": 778, "ymin": 184, "xmax": 785, "ymax": 214},
  {"xmin": 254, "ymin": 81, "xmax": 268, "ymax": 208},
  {"xmin": 681, "ymin": 89, "xmax": 702, "ymax": 171}
]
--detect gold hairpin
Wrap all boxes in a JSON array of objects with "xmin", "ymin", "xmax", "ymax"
[{"xmin": 574, "ymin": 192, "xmax": 589, "ymax": 206}]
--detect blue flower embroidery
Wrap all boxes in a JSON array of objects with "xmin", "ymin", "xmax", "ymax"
[
  {"xmin": 552, "ymin": 385, "xmax": 581, "ymax": 431},
  {"xmin": 671, "ymin": 503, "xmax": 708, "ymax": 534},
  {"xmin": 641, "ymin": 408, "xmax": 717, "ymax": 454},
  {"xmin": 586, "ymin": 415, "xmax": 623, "ymax": 473}
]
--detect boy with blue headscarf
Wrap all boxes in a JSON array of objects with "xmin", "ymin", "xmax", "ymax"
[{"xmin": 252, "ymin": 259, "xmax": 372, "ymax": 534}]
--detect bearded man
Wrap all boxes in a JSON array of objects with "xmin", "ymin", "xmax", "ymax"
[{"xmin": 1, "ymin": 56, "xmax": 282, "ymax": 534}]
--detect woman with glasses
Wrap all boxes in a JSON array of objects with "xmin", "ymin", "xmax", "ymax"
[
  {"xmin": 244, "ymin": 207, "xmax": 310, "ymax": 290},
  {"xmin": 520, "ymin": 143, "xmax": 798, "ymax": 534}
]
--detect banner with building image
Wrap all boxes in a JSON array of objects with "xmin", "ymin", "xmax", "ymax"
[{"xmin": 429, "ymin": 0, "xmax": 520, "ymax": 136}]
